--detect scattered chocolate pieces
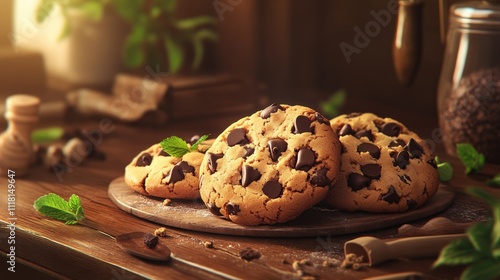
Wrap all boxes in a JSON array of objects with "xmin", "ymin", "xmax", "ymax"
[
  {"xmin": 166, "ymin": 165, "xmax": 184, "ymax": 184},
  {"xmin": 262, "ymin": 180, "xmax": 282, "ymax": 198},
  {"xmin": 207, "ymin": 153, "xmax": 223, "ymax": 173},
  {"xmin": 354, "ymin": 130, "xmax": 374, "ymax": 141},
  {"xmin": 388, "ymin": 139, "xmax": 406, "ymax": 148},
  {"xmin": 239, "ymin": 247, "xmax": 261, "ymax": 261},
  {"xmin": 243, "ymin": 147, "xmax": 255, "ymax": 158},
  {"xmin": 260, "ymin": 103, "xmax": 283, "ymax": 119},
  {"xmin": 361, "ymin": 164, "xmax": 381, "ymax": 180},
  {"xmin": 204, "ymin": 241, "xmax": 214, "ymax": 248},
  {"xmin": 293, "ymin": 116, "xmax": 313, "ymax": 134},
  {"xmin": 295, "ymin": 148, "xmax": 316, "ymax": 171},
  {"xmin": 381, "ymin": 185, "xmax": 400, "ymax": 204},
  {"xmin": 347, "ymin": 173, "xmax": 371, "ymax": 191},
  {"xmin": 137, "ymin": 153, "xmax": 152, "ymax": 166},
  {"xmin": 207, "ymin": 203, "xmax": 223, "ymax": 216},
  {"xmin": 380, "ymin": 122, "xmax": 401, "ymax": 137},
  {"xmin": 227, "ymin": 128, "xmax": 249, "ymax": 146},
  {"xmin": 357, "ymin": 143, "xmax": 380, "ymax": 159},
  {"xmin": 311, "ymin": 168, "xmax": 330, "ymax": 187},
  {"xmin": 176, "ymin": 161, "xmax": 195, "ymax": 174},
  {"xmin": 340, "ymin": 253, "xmax": 367, "ymax": 270},
  {"xmin": 338, "ymin": 124, "xmax": 354, "ymax": 136},
  {"xmin": 407, "ymin": 138, "xmax": 424, "ymax": 159},
  {"xmin": 395, "ymin": 150, "xmax": 410, "ymax": 169},
  {"xmin": 268, "ymin": 139, "xmax": 287, "ymax": 161},
  {"xmin": 143, "ymin": 233, "xmax": 159, "ymax": 248},
  {"xmin": 225, "ymin": 203, "xmax": 240, "ymax": 215},
  {"xmin": 241, "ymin": 165, "xmax": 261, "ymax": 187},
  {"xmin": 315, "ymin": 112, "xmax": 329, "ymax": 124}
]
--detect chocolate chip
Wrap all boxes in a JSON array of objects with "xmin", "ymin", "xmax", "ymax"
[
  {"xmin": 207, "ymin": 153, "xmax": 223, "ymax": 173},
  {"xmin": 395, "ymin": 150, "xmax": 410, "ymax": 169},
  {"xmin": 399, "ymin": 174, "xmax": 412, "ymax": 184},
  {"xmin": 427, "ymin": 159, "xmax": 438, "ymax": 169},
  {"xmin": 347, "ymin": 173, "xmax": 371, "ymax": 191},
  {"xmin": 225, "ymin": 203, "xmax": 240, "ymax": 215},
  {"xmin": 380, "ymin": 122, "xmax": 401, "ymax": 137},
  {"xmin": 407, "ymin": 138, "xmax": 424, "ymax": 158},
  {"xmin": 227, "ymin": 128, "xmax": 249, "ymax": 146},
  {"xmin": 136, "ymin": 153, "xmax": 152, "ymax": 166},
  {"xmin": 240, "ymin": 248, "xmax": 261, "ymax": 261},
  {"xmin": 355, "ymin": 130, "xmax": 374, "ymax": 141},
  {"xmin": 166, "ymin": 165, "xmax": 185, "ymax": 184},
  {"xmin": 262, "ymin": 180, "xmax": 282, "ymax": 198},
  {"xmin": 241, "ymin": 165, "xmax": 261, "ymax": 187},
  {"xmin": 143, "ymin": 233, "xmax": 159, "ymax": 248},
  {"xmin": 207, "ymin": 203, "xmax": 223, "ymax": 216},
  {"xmin": 268, "ymin": 139, "xmax": 287, "ymax": 161},
  {"xmin": 311, "ymin": 168, "xmax": 330, "ymax": 187},
  {"xmin": 381, "ymin": 185, "xmax": 400, "ymax": 204},
  {"xmin": 315, "ymin": 112, "xmax": 330, "ymax": 124},
  {"xmin": 260, "ymin": 103, "xmax": 283, "ymax": 119},
  {"xmin": 346, "ymin": 112, "xmax": 362, "ymax": 118},
  {"xmin": 361, "ymin": 164, "xmax": 381, "ymax": 180},
  {"xmin": 357, "ymin": 143, "xmax": 380, "ymax": 159},
  {"xmin": 158, "ymin": 149, "xmax": 169, "ymax": 157},
  {"xmin": 388, "ymin": 139, "xmax": 406, "ymax": 148},
  {"xmin": 295, "ymin": 148, "xmax": 316, "ymax": 171},
  {"xmin": 407, "ymin": 199, "xmax": 417, "ymax": 210},
  {"xmin": 339, "ymin": 124, "xmax": 354, "ymax": 136},
  {"xmin": 244, "ymin": 147, "xmax": 255, "ymax": 158},
  {"xmin": 293, "ymin": 115, "xmax": 313, "ymax": 134},
  {"xmin": 176, "ymin": 161, "xmax": 195, "ymax": 174}
]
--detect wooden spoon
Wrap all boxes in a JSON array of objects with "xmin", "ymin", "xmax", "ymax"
[
  {"xmin": 344, "ymin": 234, "xmax": 466, "ymax": 266},
  {"xmin": 398, "ymin": 217, "xmax": 475, "ymax": 237}
]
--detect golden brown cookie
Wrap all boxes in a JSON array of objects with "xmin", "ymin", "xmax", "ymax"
[
  {"xmin": 324, "ymin": 113, "xmax": 440, "ymax": 212},
  {"xmin": 199, "ymin": 104, "xmax": 342, "ymax": 225}
]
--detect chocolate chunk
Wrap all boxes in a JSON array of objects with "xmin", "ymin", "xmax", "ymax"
[
  {"xmin": 244, "ymin": 147, "xmax": 255, "ymax": 158},
  {"xmin": 166, "ymin": 165, "xmax": 185, "ymax": 183},
  {"xmin": 346, "ymin": 112, "xmax": 362, "ymax": 118},
  {"xmin": 395, "ymin": 150, "xmax": 410, "ymax": 169},
  {"xmin": 427, "ymin": 159, "xmax": 438, "ymax": 169},
  {"xmin": 227, "ymin": 128, "xmax": 249, "ymax": 146},
  {"xmin": 407, "ymin": 199, "xmax": 417, "ymax": 210},
  {"xmin": 241, "ymin": 165, "xmax": 261, "ymax": 187},
  {"xmin": 143, "ymin": 233, "xmax": 159, "ymax": 248},
  {"xmin": 158, "ymin": 149, "xmax": 169, "ymax": 157},
  {"xmin": 357, "ymin": 143, "xmax": 380, "ymax": 159},
  {"xmin": 315, "ymin": 112, "xmax": 330, "ymax": 124},
  {"xmin": 293, "ymin": 115, "xmax": 313, "ymax": 134},
  {"xmin": 380, "ymin": 122, "xmax": 401, "ymax": 137},
  {"xmin": 240, "ymin": 247, "xmax": 261, "ymax": 261},
  {"xmin": 207, "ymin": 203, "xmax": 223, "ymax": 216},
  {"xmin": 361, "ymin": 164, "xmax": 381, "ymax": 180},
  {"xmin": 399, "ymin": 174, "xmax": 412, "ymax": 184},
  {"xmin": 260, "ymin": 103, "xmax": 283, "ymax": 119},
  {"xmin": 407, "ymin": 138, "xmax": 424, "ymax": 158},
  {"xmin": 207, "ymin": 153, "xmax": 223, "ymax": 173},
  {"xmin": 381, "ymin": 185, "xmax": 400, "ymax": 204},
  {"xmin": 295, "ymin": 148, "xmax": 316, "ymax": 171},
  {"xmin": 136, "ymin": 153, "xmax": 152, "ymax": 166},
  {"xmin": 355, "ymin": 130, "xmax": 374, "ymax": 141},
  {"xmin": 311, "ymin": 168, "xmax": 330, "ymax": 187},
  {"xmin": 262, "ymin": 180, "xmax": 282, "ymax": 198},
  {"xmin": 348, "ymin": 173, "xmax": 371, "ymax": 191},
  {"xmin": 176, "ymin": 161, "xmax": 195, "ymax": 174},
  {"xmin": 268, "ymin": 139, "xmax": 287, "ymax": 161},
  {"xmin": 389, "ymin": 139, "xmax": 406, "ymax": 148},
  {"xmin": 338, "ymin": 124, "xmax": 354, "ymax": 136},
  {"xmin": 225, "ymin": 203, "xmax": 240, "ymax": 215}
]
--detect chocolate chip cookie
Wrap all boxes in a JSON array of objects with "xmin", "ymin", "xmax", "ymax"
[
  {"xmin": 125, "ymin": 137, "xmax": 213, "ymax": 199},
  {"xmin": 199, "ymin": 104, "xmax": 342, "ymax": 225},
  {"xmin": 323, "ymin": 113, "xmax": 440, "ymax": 212}
]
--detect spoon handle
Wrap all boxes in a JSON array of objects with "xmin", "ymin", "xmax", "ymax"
[
  {"xmin": 387, "ymin": 234, "xmax": 466, "ymax": 260},
  {"xmin": 398, "ymin": 217, "xmax": 475, "ymax": 237}
]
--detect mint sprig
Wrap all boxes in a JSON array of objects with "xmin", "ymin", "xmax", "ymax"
[
  {"xmin": 320, "ymin": 89, "xmax": 346, "ymax": 119},
  {"xmin": 433, "ymin": 188, "xmax": 500, "ymax": 280},
  {"xmin": 456, "ymin": 143, "xmax": 485, "ymax": 175},
  {"xmin": 31, "ymin": 126, "xmax": 64, "ymax": 144},
  {"xmin": 33, "ymin": 193, "xmax": 85, "ymax": 225},
  {"xmin": 487, "ymin": 174, "xmax": 500, "ymax": 187},
  {"xmin": 160, "ymin": 134, "xmax": 209, "ymax": 158},
  {"xmin": 435, "ymin": 156, "xmax": 453, "ymax": 182}
]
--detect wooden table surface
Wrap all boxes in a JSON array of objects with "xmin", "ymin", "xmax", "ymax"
[{"xmin": 1, "ymin": 97, "xmax": 499, "ymax": 280}]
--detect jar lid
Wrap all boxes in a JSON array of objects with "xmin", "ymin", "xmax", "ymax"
[{"xmin": 452, "ymin": 1, "xmax": 500, "ymax": 20}]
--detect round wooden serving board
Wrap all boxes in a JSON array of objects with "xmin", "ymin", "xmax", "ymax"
[{"xmin": 108, "ymin": 177, "xmax": 455, "ymax": 237}]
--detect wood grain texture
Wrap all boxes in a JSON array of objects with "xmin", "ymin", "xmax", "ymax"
[{"xmin": 109, "ymin": 176, "xmax": 455, "ymax": 237}]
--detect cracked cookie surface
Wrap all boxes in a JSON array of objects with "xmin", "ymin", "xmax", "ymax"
[
  {"xmin": 324, "ymin": 113, "xmax": 440, "ymax": 212},
  {"xmin": 199, "ymin": 104, "xmax": 341, "ymax": 225},
  {"xmin": 125, "ymin": 138, "xmax": 213, "ymax": 199}
]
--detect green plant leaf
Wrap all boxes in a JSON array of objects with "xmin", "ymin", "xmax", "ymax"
[
  {"xmin": 31, "ymin": 127, "xmax": 64, "ymax": 144},
  {"xmin": 165, "ymin": 35, "xmax": 184, "ymax": 74},
  {"xmin": 320, "ymin": 89, "xmax": 346, "ymax": 119},
  {"xmin": 33, "ymin": 193, "xmax": 85, "ymax": 224},
  {"xmin": 80, "ymin": 1, "xmax": 104, "ymax": 21},
  {"xmin": 176, "ymin": 16, "xmax": 217, "ymax": 30},
  {"xmin": 123, "ymin": 24, "xmax": 147, "ymax": 67},
  {"xmin": 58, "ymin": 6, "xmax": 72, "ymax": 40},
  {"xmin": 467, "ymin": 188, "xmax": 500, "ymax": 249},
  {"xmin": 456, "ymin": 143, "xmax": 485, "ymax": 175},
  {"xmin": 433, "ymin": 238, "xmax": 484, "ymax": 268},
  {"xmin": 460, "ymin": 259, "xmax": 500, "ymax": 280},
  {"xmin": 156, "ymin": 0, "xmax": 177, "ymax": 13},
  {"xmin": 190, "ymin": 134, "xmax": 210, "ymax": 152},
  {"xmin": 437, "ymin": 160, "xmax": 454, "ymax": 182},
  {"xmin": 36, "ymin": 0, "xmax": 55, "ymax": 24},
  {"xmin": 190, "ymin": 29, "xmax": 218, "ymax": 70},
  {"xmin": 160, "ymin": 136, "xmax": 191, "ymax": 158},
  {"xmin": 466, "ymin": 220, "xmax": 493, "ymax": 253},
  {"xmin": 487, "ymin": 174, "xmax": 500, "ymax": 187},
  {"xmin": 111, "ymin": 0, "xmax": 143, "ymax": 21}
]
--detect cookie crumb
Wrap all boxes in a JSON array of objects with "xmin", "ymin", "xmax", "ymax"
[
  {"xmin": 340, "ymin": 253, "xmax": 367, "ymax": 270},
  {"xmin": 239, "ymin": 247, "xmax": 261, "ymax": 261},
  {"xmin": 162, "ymin": 198, "xmax": 172, "ymax": 206},
  {"xmin": 154, "ymin": 227, "xmax": 168, "ymax": 237},
  {"xmin": 292, "ymin": 259, "xmax": 313, "ymax": 271},
  {"xmin": 321, "ymin": 260, "xmax": 336, "ymax": 267},
  {"xmin": 143, "ymin": 233, "xmax": 159, "ymax": 248},
  {"xmin": 204, "ymin": 241, "xmax": 214, "ymax": 248}
]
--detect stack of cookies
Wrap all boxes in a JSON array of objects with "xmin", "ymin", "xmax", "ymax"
[{"xmin": 124, "ymin": 104, "xmax": 440, "ymax": 226}]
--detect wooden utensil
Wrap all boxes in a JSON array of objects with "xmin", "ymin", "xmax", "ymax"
[
  {"xmin": 344, "ymin": 234, "xmax": 466, "ymax": 266},
  {"xmin": 398, "ymin": 217, "xmax": 475, "ymax": 237}
]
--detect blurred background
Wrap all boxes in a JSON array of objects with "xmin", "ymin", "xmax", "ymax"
[{"xmin": 0, "ymin": 0, "xmax": 465, "ymax": 121}]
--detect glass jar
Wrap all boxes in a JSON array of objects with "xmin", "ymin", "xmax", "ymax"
[{"xmin": 437, "ymin": 0, "xmax": 500, "ymax": 163}]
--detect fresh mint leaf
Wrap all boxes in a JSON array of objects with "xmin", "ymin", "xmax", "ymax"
[
  {"xmin": 320, "ymin": 89, "xmax": 346, "ymax": 119},
  {"xmin": 435, "ymin": 156, "xmax": 453, "ymax": 182},
  {"xmin": 33, "ymin": 193, "xmax": 85, "ymax": 225},
  {"xmin": 31, "ymin": 127, "xmax": 64, "ymax": 144},
  {"xmin": 460, "ymin": 259, "xmax": 500, "ymax": 280},
  {"xmin": 487, "ymin": 174, "xmax": 500, "ymax": 187},
  {"xmin": 160, "ymin": 136, "xmax": 191, "ymax": 157},
  {"xmin": 191, "ymin": 134, "xmax": 210, "ymax": 152},
  {"xmin": 466, "ymin": 220, "xmax": 494, "ymax": 253},
  {"xmin": 433, "ymin": 238, "xmax": 483, "ymax": 268},
  {"xmin": 456, "ymin": 143, "xmax": 485, "ymax": 175}
]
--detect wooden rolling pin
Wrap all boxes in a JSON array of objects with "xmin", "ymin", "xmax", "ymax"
[{"xmin": 398, "ymin": 217, "xmax": 475, "ymax": 237}]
